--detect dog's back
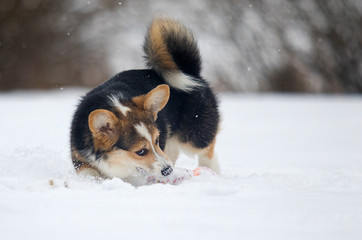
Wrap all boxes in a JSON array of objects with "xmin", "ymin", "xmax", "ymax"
[{"xmin": 70, "ymin": 17, "xmax": 220, "ymax": 182}]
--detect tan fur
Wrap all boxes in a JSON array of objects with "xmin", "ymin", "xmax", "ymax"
[
  {"xmin": 205, "ymin": 138, "xmax": 216, "ymax": 160},
  {"xmin": 147, "ymin": 18, "xmax": 179, "ymax": 72},
  {"xmin": 105, "ymin": 127, "xmax": 166, "ymax": 170},
  {"xmin": 132, "ymin": 84, "xmax": 170, "ymax": 120},
  {"xmin": 144, "ymin": 85, "xmax": 170, "ymax": 119},
  {"xmin": 107, "ymin": 141, "xmax": 155, "ymax": 169},
  {"xmin": 88, "ymin": 109, "xmax": 121, "ymax": 151},
  {"xmin": 132, "ymin": 95, "xmax": 146, "ymax": 110}
]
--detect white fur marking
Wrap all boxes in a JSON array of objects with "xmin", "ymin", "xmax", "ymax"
[
  {"xmin": 108, "ymin": 95, "xmax": 131, "ymax": 116},
  {"xmin": 135, "ymin": 123, "xmax": 153, "ymax": 143},
  {"xmin": 163, "ymin": 71, "xmax": 203, "ymax": 92}
]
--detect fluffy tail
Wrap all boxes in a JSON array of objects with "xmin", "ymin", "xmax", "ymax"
[{"xmin": 143, "ymin": 17, "xmax": 203, "ymax": 92}]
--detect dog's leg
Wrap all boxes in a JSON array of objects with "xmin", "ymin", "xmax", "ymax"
[
  {"xmin": 178, "ymin": 137, "xmax": 220, "ymax": 174},
  {"xmin": 164, "ymin": 135, "xmax": 180, "ymax": 166},
  {"xmin": 197, "ymin": 138, "xmax": 220, "ymax": 174}
]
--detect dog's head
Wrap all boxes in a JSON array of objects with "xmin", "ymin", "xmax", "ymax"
[{"xmin": 88, "ymin": 84, "xmax": 173, "ymax": 182}]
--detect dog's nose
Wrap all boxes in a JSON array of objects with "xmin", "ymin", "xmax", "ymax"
[{"xmin": 161, "ymin": 166, "xmax": 173, "ymax": 176}]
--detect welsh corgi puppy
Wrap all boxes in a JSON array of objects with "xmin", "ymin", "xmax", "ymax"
[{"xmin": 70, "ymin": 17, "xmax": 220, "ymax": 184}]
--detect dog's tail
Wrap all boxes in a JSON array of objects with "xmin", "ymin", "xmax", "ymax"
[{"xmin": 143, "ymin": 17, "xmax": 203, "ymax": 92}]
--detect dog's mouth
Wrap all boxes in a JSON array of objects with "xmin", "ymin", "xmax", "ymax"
[
  {"xmin": 135, "ymin": 166, "xmax": 163, "ymax": 178},
  {"xmin": 121, "ymin": 167, "xmax": 151, "ymax": 186},
  {"xmin": 135, "ymin": 166, "xmax": 173, "ymax": 184},
  {"xmin": 136, "ymin": 167, "xmax": 149, "ymax": 176}
]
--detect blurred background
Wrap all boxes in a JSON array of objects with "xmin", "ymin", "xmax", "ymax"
[{"xmin": 0, "ymin": 0, "xmax": 361, "ymax": 93}]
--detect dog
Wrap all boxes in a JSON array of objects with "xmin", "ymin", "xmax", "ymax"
[{"xmin": 70, "ymin": 17, "xmax": 220, "ymax": 184}]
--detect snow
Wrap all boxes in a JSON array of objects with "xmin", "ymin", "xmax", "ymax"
[{"xmin": 1, "ymin": 90, "xmax": 362, "ymax": 240}]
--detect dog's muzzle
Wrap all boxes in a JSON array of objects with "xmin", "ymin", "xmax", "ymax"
[{"xmin": 161, "ymin": 166, "xmax": 173, "ymax": 176}]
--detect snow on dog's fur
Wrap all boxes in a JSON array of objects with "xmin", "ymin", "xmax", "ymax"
[{"xmin": 70, "ymin": 17, "xmax": 220, "ymax": 185}]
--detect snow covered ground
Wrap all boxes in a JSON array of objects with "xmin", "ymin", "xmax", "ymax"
[{"xmin": 0, "ymin": 89, "xmax": 362, "ymax": 240}]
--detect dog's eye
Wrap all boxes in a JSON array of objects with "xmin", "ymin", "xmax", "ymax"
[
  {"xmin": 136, "ymin": 148, "xmax": 148, "ymax": 157},
  {"xmin": 155, "ymin": 137, "xmax": 159, "ymax": 145}
]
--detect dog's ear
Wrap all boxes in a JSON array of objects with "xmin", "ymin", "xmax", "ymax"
[
  {"xmin": 133, "ymin": 84, "xmax": 170, "ymax": 120},
  {"xmin": 144, "ymin": 84, "xmax": 170, "ymax": 119},
  {"xmin": 88, "ymin": 109, "xmax": 120, "ymax": 150}
]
